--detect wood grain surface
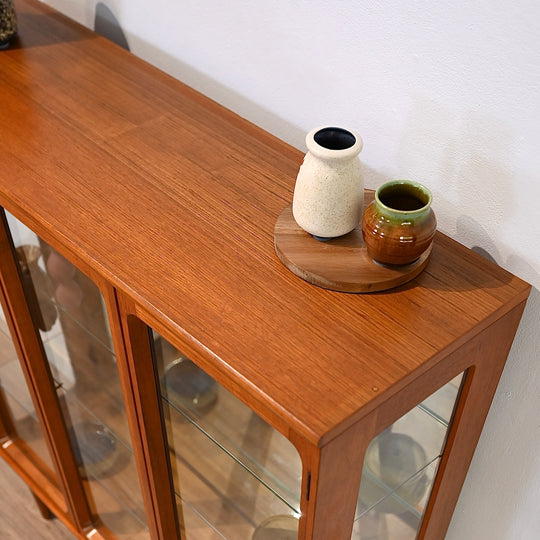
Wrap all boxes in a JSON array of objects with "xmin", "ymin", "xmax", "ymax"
[{"xmin": 0, "ymin": 0, "xmax": 530, "ymax": 450}]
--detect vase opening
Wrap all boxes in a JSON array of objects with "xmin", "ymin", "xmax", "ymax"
[
  {"xmin": 378, "ymin": 183, "xmax": 431, "ymax": 213},
  {"xmin": 314, "ymin": 127, "xmax": 356, "ymax": 150}
]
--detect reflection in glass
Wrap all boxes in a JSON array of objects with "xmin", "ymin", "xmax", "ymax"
[
  {"xmin": 0, "ymin": 315, "xmax": 56, "ymax": 474},
  {"xmin": 353, "ymin": 460, "xmax": 440, "ymax": 539},
  {"xmin": 353, "ymin": 374, "xmax": 464, "ymax": 539},
  {"xmin": 360, "ymin": 430, "xmax": 429, "ymax": 516},
  {"xmin": 252, "ymin": 514, "xmax": 299, "ymax": 540},
  {"xmin": 153, "ymin": 333, "xmax": 302, "ymax": 539}
]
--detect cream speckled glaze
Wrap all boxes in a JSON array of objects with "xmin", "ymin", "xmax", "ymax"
[{"xmin": 292, "ymin": 126, "xmax": 363, "ymax": 239}]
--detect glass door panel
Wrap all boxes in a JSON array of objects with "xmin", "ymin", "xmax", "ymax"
[
  {"xmin": 353, "ymin": 373, "xmax": 464, "ymax": 540},
  {"xmin": 0, "ymin": 313, "xmax": 55, "ymax": 473},
  {"xmin": 5, "ymin": 213, "xmax": 149, "ymax": 540},
  {"xmin": 152, "ymin": 332, "xmax": 302, "ymax": 539},
  {"xmin": 353, "ymin": 459, "xmax": 440, "ymax": 539},
  {"xmin": 419, "ymin": 374, "xmax": 463, "ymax": 426},
  {"xmin": 57, "ymin": 386, "xmax": 148, "ymax": 539},
  {"xmin": 177, "ymin": 495, "xmax": 230, "ymax": 539}
]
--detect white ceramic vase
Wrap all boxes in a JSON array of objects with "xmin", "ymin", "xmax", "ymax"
[{"xmin": 292, "ymin": 126, "xmax": 363, "ymax": 239}]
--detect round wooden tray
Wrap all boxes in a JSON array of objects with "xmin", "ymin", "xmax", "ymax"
[{"xmin": 274, "ymin": 199, "xmax": 432, "ymax": 293}]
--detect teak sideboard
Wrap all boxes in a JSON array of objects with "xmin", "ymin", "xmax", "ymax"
[{"xmin": 0, "ymin": 1, "xmax": 531, "ymax": 539}]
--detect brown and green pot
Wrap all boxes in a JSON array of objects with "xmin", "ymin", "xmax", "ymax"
[{"xmin": 362, "ymin": 180, "xmax": 437, "ymax": 266}]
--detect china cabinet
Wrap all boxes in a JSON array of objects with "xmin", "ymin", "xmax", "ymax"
[{"xmin": 0, "ymin": 1, "xmax": 531, "ymax": 539}]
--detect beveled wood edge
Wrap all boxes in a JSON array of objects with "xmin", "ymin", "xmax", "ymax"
[
  {"xmin": 113, "ymin": 291, "xmax": 181, "ymax": 540},
  {"xmin": 293, "ymin": 298, "xmax": 529, "ymax": 540},
  {"xmin": 317, "ymin": 289, "xmax": 531, "ymax": 447},
  {"xmin": 128, "ymin": 296, "xmax": 319, "ymax": 445},
  {"xmin": 0, "ymin": 197, "xmax": 315, "ymax": 530},
  {"xmin": 125, "ymin": 293, "xmax": 335, "ymax": 539},
  {"xmin": 101, "ymin": 285, "xmax": 168, "ymax": 540},
  {"xmin": 2, "ymin": 0, "xmax": 532, "ymax": 452},
  {"xmin": 0, "ymin": 196, "xmax": 532, "ymax": 449},
  {"xmin": 0, "ymin": 195, "xmax": 110, "ymax": 289},
  {"xmin": 291, "ymin": 413, "xmax": 378, "ymax": 540},
  {"xmin": 95, "ymin": 263, "xmax": 532, "ymax": 450}
]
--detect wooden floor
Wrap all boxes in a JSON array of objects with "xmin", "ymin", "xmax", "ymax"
[{"xmin": 0, "ymin": 457, "xmax": 74, "ymax": 539}]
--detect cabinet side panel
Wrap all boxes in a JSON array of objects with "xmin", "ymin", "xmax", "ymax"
[{"xmin": 419, "ymin": 300, "xmax": 528, "ymax": 539}]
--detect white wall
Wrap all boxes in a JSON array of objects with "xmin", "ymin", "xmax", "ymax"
[{"xmin": 40, "ymin": 1, "xmax": 540, "ymax": 538}]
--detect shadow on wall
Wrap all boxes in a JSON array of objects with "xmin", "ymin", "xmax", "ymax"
[
  {"xmin": 94, "ymin": 2, "xmax": 129, "ymax": 51},
  {"xmin": 397, "ymin": 94, "xmax": 538, "ymax": 272},
  {"xmin": 396, "ymin": 96, "xmax": 516, "ymax": 246},
  {"xmin": 396, "ymin": 97, "xmax": 540, "ymax": 540},
  {"xmin": 10, "ymin": 2, "xmax": 130, "ymax": 50}
]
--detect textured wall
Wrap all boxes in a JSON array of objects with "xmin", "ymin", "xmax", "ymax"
[{"xmin": 40, "ymin": 1, "xmax": 540, "ymax": 538}]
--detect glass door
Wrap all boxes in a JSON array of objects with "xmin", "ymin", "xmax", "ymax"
[
  {"xmin": 150, "ymin": 329, "xmax": 303, "ymax": 539},
  {"xmin": 352, "ymin": 374, "xmax": 464, "ymax": 539},
  {"xmin": 0, "ymin": 303, "xmax": 57, "ymax": 478},
  {"xmin": 4, "ymin": 212, "xmax": 150, "ymax": 540}
]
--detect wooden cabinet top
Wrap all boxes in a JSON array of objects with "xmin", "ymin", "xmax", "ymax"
[{"xmin": 0, "ymin": 0, "xmax": 530, "ymax": 445}]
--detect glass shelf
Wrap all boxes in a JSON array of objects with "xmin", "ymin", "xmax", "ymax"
[
  {"xmin": 418, "ymin": 374, "xmax": 463, "ymax": 428},
  {"xmin": 32, "ymin": 274, "xmax": 115, "ymax": 356},
  {"xmin": 153, "ymin": 333, "xmax": 301, "ymax": 539},
  {"xmin": 0, "ymin": 340, "xmax": 55, "ymax": 474},
  {"xmin": 48, "ymin": 315, "xmax": 149, "ymax": 539},
  {"xmin": 0, "ymin": 364, "xmax": 55, "ymax": 470},
  {"xmin": 177, "ymin": 495, "xmax": 229, "ymax": 540},
  {"xmin": 44, "ymin": 333, "xmax": 130, "ymax": 447},
  {"xmin": 355, "ymin": 403, "xmax": 448, "ymax": 519},
  {"xmin": 58, "ymin": 383, "xmax": 148, "ymax": 538},
  {"xmin": 3, "ymin": 212, "xmax": 468, "ymax": 540},
  {"xmin": 154, "ymin": 337, "xmax": 302, "ymax": 514},
  {"xmin": 164, "ymin": 396, "xmax": 299, "ymax": 538},
  {"xmin": 352, "ymin": 459, "xmax": 440, "ymax": 540},
  {"xmin": 353, "ymin": 375, "xmax": 464, "ymax": 540}
]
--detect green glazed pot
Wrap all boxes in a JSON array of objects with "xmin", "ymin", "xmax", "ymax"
[
  {"xmin": 0, "ymin": 0, "xmax": 17, "ymax": 48},
  {"xmin": 362, "ymin": 180, "xmax": 436, "ymax": 266}
]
